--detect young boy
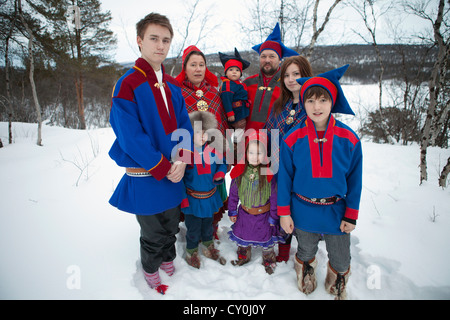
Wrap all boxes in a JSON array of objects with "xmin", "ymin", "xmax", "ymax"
[
  {"xmin": 108, "ymin": 13, "xmax": 193, "ymax": 294},
  {"xmin": 182, "ymin": 111, "xmax": 227, "ymax": 268},
  {"xmin": 277, "ymin": 65, "xmax": 363, "ymax": 300},
  {"xmin": 219, "ymin": 48, "xmax": 251, "ymax": 131}
]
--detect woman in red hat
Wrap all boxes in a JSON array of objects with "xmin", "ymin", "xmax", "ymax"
[
  {"xmin": 176, "ymin": 46, "xmax": 229, "ymax": 240},
  {"xmin": 175, "ymin": 45, "xmax": 229, "ymax": 135}
]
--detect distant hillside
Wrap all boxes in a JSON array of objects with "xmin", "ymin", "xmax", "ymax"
[{"xmin": 121, "ymin": 44, "xmax": 436, "ymax": 84}]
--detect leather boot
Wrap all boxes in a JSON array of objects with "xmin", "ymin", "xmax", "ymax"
[
  {"xmin": 231, "ymin": 246, "xmax": 251, "ymax": 266},
  {"xmin": 186, "ymin": 249, "xmax": 201, "ymax": 269},
  {"xmin": 325, "ymin": 262, "xmax": 350, "ymax": 300},
  {"xmin": 202, "ymin": 242, "xmax": 226, "ymax": 265},
  {"xmin": 294, "ymin": 255, "xmax": 317, "ymax": 294},
  {"xmin": 262, "ymin": 248, "xmax": 277, "ymax": 274}
]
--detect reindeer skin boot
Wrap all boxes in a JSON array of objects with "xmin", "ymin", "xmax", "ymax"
[
  {"xmin": 325, "ymin": 262, "xmax": 351, "ymax": 300},
  {"xmin": 294, "ymin": 256, "xmax": 317, "ymax": 295}
]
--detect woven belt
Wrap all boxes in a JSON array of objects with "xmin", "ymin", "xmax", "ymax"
[
  {"xmin": 296, "ymin": 193, "xmax": 341, "ymax": 205},
  {"xmin": 186, "ymin": 187, "xmax": 217, "ymax": 199},
  {"xmin": 241, "ymin": 203, "xmax": 271, "ymax": 215},
  {"xmin": 126, "ymin": 167, "xmax": 152, "ymax": 177}
]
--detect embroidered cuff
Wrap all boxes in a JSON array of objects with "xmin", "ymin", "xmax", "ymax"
[
  {"xmin": 277, "ymin": 205, "xmax": 291, "ymax": 216},
  {"xmin": 148, "ymin": 155, "xmax": 171, "ymax": 181},
  {"xmin": 213, "ymin": 171, "xmax": 225, "ymax": 184},
  {"xmin": 344, "ymin": 207, "xmax": 359, "ymax": 221},
  {"xmin": 228, "ymin": 210, "xmax": 238, "ymax": 217},
  {"xmin": 268, "ymin": 216, "xmax": 278, "ymax": 225},
  {"xmin": 342, "ymin": 216, "xmax": 356, "ymax": 225}
]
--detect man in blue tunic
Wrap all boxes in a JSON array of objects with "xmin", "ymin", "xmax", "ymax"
[{"xmin": 108, "ymin": 13, "xmax": 193, "ymax": 294}]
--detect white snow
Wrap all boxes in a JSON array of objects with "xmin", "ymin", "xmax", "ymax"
[{"xmin": 1, "ymin": 85, "xmax": 450, "ymax": 300}]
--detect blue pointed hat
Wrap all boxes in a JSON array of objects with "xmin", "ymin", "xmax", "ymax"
[
  {"xmin": 297, "ymin": 64, "xmax": 354, "ymax": 116},
  {"xmin": 252, "ymin": 23, "xmax": 298, "ymax": 59}
]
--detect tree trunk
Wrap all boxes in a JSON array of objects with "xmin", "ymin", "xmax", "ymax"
[
  {"xmin": 18, "ymin": 0, "xmax": 43, "ymax": 146},
  {"xmin": 75, "ymin": 25, "xmax": 86, "ymax": 129},
  {"xmin": 439, "ymin": 156, "xmax": 450, "ymax": 188},
  {"xmin": 5, "ymin": 0, "xmax": 18, "ymax": 144},
  {"xmin": 420, "ymin": 0, "xmax": 446, "ymax": 184},
  {"xmin": 28, "ymin": 35, "xmax": 43, "ymax": 146},
  {"xmin": 306, "ymin": 0, "xmax": 342, "ymax": 58}
]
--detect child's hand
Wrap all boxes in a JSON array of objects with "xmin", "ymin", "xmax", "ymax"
[
  {"xmin": 280, "ymin": 216, "xmax": 294, "ymax": 234},
  {"xmin": 228, "ymin": 116, "xmax": 235, "ymax": 122},
  {"xmin": 167, "ymin": 161, "xmax": 186, "ymax": 183},
  {"xmin": 340, "ymin": 220, "xmax": 356, "ymax": 233},
  {"xmin": 229, "ymin": 216, "xmax": 237, "ymax": 223}
]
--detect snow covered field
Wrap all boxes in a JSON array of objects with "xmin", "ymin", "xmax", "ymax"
[{"xmin": 1, "ymin": 85, "xmax": 450, "ymax": 301}]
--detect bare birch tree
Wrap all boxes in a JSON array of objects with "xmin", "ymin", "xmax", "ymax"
[
  {"xmin": 350, "ymin": 0, "xmax": 395, "ymax": 144},
  {"xmin": 240, "ymin": 0, "xmax": 343, "ymax": 58},
  {"xmin": 18, "ymin": 0, "xmax": 42, "ymax": 146},
  {"xmin": 168, "ymin": 0, "xmax": 219, "ymax": 76},
  {"xmin": 3, "ymin": 0, "xmax": 19, "ymax": 145},
  {"xmin": 403, "ymin": 0, "xmax": 450, "ymax": 185},
  {"xmin": 305, "ymin": 0, "xmax": 342, "ymax": 59}
]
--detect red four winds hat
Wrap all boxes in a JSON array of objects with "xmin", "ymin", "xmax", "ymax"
[{"xmin": 175, "ymin": 45, "xmax": 219, "ymax": 87}]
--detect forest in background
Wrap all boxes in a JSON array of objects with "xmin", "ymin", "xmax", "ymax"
[{"xmin": 0, "ymin": 0, "xmax": 449, "ymax": 187}]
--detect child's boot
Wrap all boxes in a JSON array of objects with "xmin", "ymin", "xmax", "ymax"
[
  {"xmin": 294, "ymin": 256, "xmax": 317, "ymax": 295},
  {"xmin": 231, "ymin": 246, "xmax": 251, "ymax": 266},
  {"xmin": 202, "ymin": 241, "xmax": 226, "ymax": 265},
  {"xmin": 143, "ymin": 270, "xmax": 168, "ymax": 294},
  {"xmin": 325, "ymin": 262, "xmax": 350, "ymax": 300},
  {"xmin": 262, "ymin": 247, "xmax": 277, "ymax": 274},
  {"xmin": 186, "ymin": 248, "xmax": 201, "ymax": 269}
]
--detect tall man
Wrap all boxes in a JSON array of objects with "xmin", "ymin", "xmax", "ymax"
[
  {"xmin": 244, "ymin": 23, "xmax": 299, "ymax": 131},
  {"xmin": 108, "ymin": 13, "xmax": 193, "ymax": 294}
]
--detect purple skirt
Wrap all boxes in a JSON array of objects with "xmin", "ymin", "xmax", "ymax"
[{"xmin": 228, "ymin": 206, "xmax": 284, "ymax": 248}]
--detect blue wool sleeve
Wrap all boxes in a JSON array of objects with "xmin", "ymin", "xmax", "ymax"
[
  {"xmin": 277, "ymin": 137, "xmax": 295, "ymax": 216},
  {"xmin": 344, "ymin": 139, "xmax": 363, "ymax": 219},
  {"xmin": 110, "ymin": 96, "xmax": 170, "ymax": 175}
]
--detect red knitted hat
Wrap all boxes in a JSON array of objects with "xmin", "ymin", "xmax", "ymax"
[{"xmin": 175, "ymin": 45, "xmax": 218, "ymax": 87}]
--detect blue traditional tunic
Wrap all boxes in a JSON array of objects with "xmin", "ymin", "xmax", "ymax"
[
  {"xmin": 277, "ymin": 115, "xmax": 363, "ymax": 235},
  {"xmin": 219, "ymin": 77, "xmax": 250, "ymax": 123},
  {"xmin": 182, "ymin": 144, "xmax": 228, "ymax": 218},
  {"xmin": 109, "ymin": 58, "xmax": 193, "ymax": 215}
]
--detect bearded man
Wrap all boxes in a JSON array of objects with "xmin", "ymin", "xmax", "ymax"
[{"xmin": 244, "ymin": 23, "xmax": 298, "ymax": 131}]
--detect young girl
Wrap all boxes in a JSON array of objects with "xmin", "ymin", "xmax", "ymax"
[
  {"xmin": 183, "ymin": 111, "xmax": 227, "ymax": 268},
  {"xmin": 227, "ymin": 131, "xmax": 282, "ymax": 274}
]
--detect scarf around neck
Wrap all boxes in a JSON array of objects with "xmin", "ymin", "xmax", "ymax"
[{"xmin": 238, "ymin": 165, "xmax": 271, "ymax": 208}]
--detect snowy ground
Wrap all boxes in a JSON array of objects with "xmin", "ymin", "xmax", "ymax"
[{"xmin": 1, "ymin": 86, "xmax": 450, "ymax": 301}]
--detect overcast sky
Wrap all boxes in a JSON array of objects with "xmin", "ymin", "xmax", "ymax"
[{"xmin": 101, "ymin": 0, "xmax": 431, "ymax": 64}]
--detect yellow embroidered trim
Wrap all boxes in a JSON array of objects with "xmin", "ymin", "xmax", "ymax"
[{"xmin": 133, "ymin": 66, "xmax": 146, "ymax": 77}]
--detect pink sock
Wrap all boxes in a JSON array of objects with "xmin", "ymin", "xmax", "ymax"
[
  {"xmin": 143, "ymin": 270, "xmax": 168, "ymax": 294},
  {"xmin": 143, "ymin": 270, "xmax": 161, "ymax": 288},
  {"xmin": 160, "ymin": 261, "xmax": 175, "ymax": 276}
]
